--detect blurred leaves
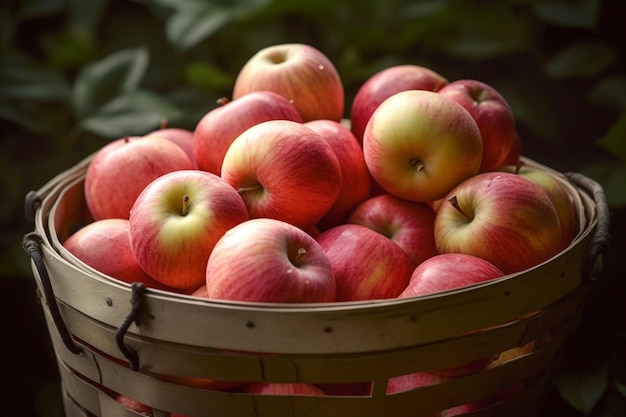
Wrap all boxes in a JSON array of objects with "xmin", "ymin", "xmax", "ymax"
[
  {"xmin": 545, "ymin": 42, "xmax": 615, "ymax": 79},
  {"xmin": 554, "ymin": 357, "xmax": 609, "ymax": 414},
  {"xmin": 531, "ymin": 0, "xmax": 601, "ymax": 28}
]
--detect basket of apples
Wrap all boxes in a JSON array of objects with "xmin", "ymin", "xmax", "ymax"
[{"xmin": 23, "ymin": 43, "xmax": 610, "ymax": 417}]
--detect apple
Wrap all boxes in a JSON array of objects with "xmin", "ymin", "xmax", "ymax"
[
  {"xmin": 220, "ymin": 120, "xmax": 342, "ymax": 229},
  {"xmin": 438, "ymin": 79, "xmax": 518, "ymax": 172},
  {"xmin": 398, "ymin": 253, "xmax": 504, "ymax": 298},
  {"xmin": 387, "ymin": 371, "xmax": 448, "ymax": 417},
  {"xmin": 386, "ymin": 370, "xmax": 448, "ymax": 394},
  {"xmin": 238, "ymin": 382, "xmax": 326, "ymax": 396},
  {"xmin": 192, "ymin": 91, "xmax": 303, "ymax": 175},
  {"xmin": 62, "ymin": 218, "xmax": 180, "ymax": 292},
  {"xmin": 114, "ymin": 394, "xmax": 153, "ymax": 416},
  {"xmin": 129, "ymin": 170, "xmax": 249, "ymax": 291},
  {"xmin": 500, "ymin": 132, "xmax": 521, "ymax": 167},
  {"xmin": 363, "ymin": 90, "xmax": 483, "ymax": 203},
  {"xmin": 304, "ymin": 119, "xmax": 371, "ymax": 230},
  {"xmin": 232, "ymin": 43, "xmax": 344, "ymax": 122},
  {"xmin": 351, "ymin": 64, "xmax": 448, "ymax": 144},
  {"xmin": 206, "ymin": 218, "xmax": 336, "ymax": 303},
  {"xmin": 316, "ymin": 224, "xmax": 413, "ymax": 301},
  {"xmin": 346, "ymin": 194, "xmax": 438, "ymax": 268},
  {"xmin": 434, "ymin": 172, "xmax": 563, "ymax": 275},
  {"xmin": 499, "ymin": 162, "xmax": 578, "ymax": 249},
  {"xmin": 145, "ymin": 122, "xmax": 197, "ymax": 168},
  {"xmin": 85, "ymin": 135, "xmax": 195, "ymax": 220},
  {"xmin": 316, "ymin": 382, "xmax": 372, "ymax": 396}
]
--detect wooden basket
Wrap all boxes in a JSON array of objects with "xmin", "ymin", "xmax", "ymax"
[{"xmin": 22, "ymin": 155, "xmax": 610, "ymax": 417}]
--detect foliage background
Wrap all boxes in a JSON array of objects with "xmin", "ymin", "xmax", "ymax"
[{"xmin": 1, "ymin": 0, "xmax": 625, "ymax": 416}]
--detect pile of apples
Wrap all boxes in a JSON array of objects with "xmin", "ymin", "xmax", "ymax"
[
  {"xmin": 61, "ymin": 42, "xmax": 581, "ymax": 414},
  {"xmin": 65, "ymin": 42, "xmax": 578, "ymax": 303}
]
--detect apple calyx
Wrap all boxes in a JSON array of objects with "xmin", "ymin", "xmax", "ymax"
[
  {"xmin": 181, "ymin": 195, "xmax": 190, "ymax": 216},
  {"xmin": 410, "ymin": 158, "xmax": 425, "ymax": 172},
  {"xmin": 448, "ymin": 195, "xmax": 472, "ymax": 221}
]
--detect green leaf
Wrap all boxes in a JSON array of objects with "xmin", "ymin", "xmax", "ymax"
[
  {"xmin": 617, "ymin": 382, "xmax": 626, "ymax": 397},
  {"xmin": 589, "ymin": 77, "xmax": 626, "ymax": 112},
  {"xmin": 553, "ymin": 358, "xmax": 609, "ymax": 414},
  {"xmin": 14, "ymin": 0, "xmax": 66, "ymax": 20},
  {"xmin": 597, "ymin": 113, "xmax": 626, "ymax": 161},
  {"xmin": 72, "ymin": 48, "xmax": 149, "ymax": 119},
  {"xmin": 184, "ymin": 61, "xmax": 234, "ymax": 91},
  {"xmin": 545, "ymin": 42, "xmax": 615, "ymax": 79},
  {"xmin": 582, "ymin": 160, "xmax": 626, "ymax": 209},
  {"xmin": 167, "ymin": 7, "xmax": 231, "ymax": 50},
  {"xmin": 80, "ymin": 90, "xmax": 182, "ymax": 138},
  {"xmin": 531, "ymin": 0, "xmax": 600, "ymax": 28}
]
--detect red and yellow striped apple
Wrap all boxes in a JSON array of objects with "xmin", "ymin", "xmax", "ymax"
[
  {"xmin": 129, "ymin": 170, "xmax": 249, "ymax": 291},
  {"xmin": 363, "ymin": 90, "xmax": 483, "ymax": 203},
  {"xmin": 232, "ymin": 43, "xmax": 344, "ymax": 122},
  {"xmin": 221, "ymin": 120, "xmax": 342, "ymax": 229},
  {"xmin": 206, "ymin": 218, "xmax": 336, "ymax": 303}
]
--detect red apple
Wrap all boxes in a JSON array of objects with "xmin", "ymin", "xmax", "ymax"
[
  {"xmin": 434, "ymin": 172, "xmax": 562, "ymax": 275},
  {"xmin": 316, "ymin": 224, "xmax": 413, "ymax": 301},
  {"xmin": 206, "ymin": 218, "xmax": 336, "ymax": 303},
  {"xmin": 398, "ymin": 253, "xmax": 504, "ymax": 298},
  {"xmin": 145, "ymin": 123, "xmax": 196, "ymax": 168},
  {"xmin": 351, "ymin": 64, "xmax": 448, "ymax": 144},
  {"xmin": 499, "ymin": 162, "xmax": 578, "ymax": 250},
  {"xmin": 129, "ymin": 170, "xmax": 249, "ymax": 291},
  {"xmin": 386, "ymin": 370, "xmax": 448, "ymax": 394},
  {"xmin": 232, "ymin": 43, "xmax": 344, "ymax": 122},
  {"xmin": 114, "ymin": 394, "xmax": 153, "ymax": 416},
  {"xmin": 238, "ymin": 382, "xmax": 326, "ymax": 396},
  {"xmin": 346, "ymin": 194, "xmax": 438, "ymax": 268},
  {"xmin": 220, "ymin": 120, "xmax": 342, "ymax": 229},
  {"xmin": 192, "ymin": 91, "xmax": 303, "ymax": 175},
  {"xmin": 304, "ymin": 119, "xmax": 371, "ymax": 230},
  {"xmin": 316, "ymin": 382, "xmax": 372, "ymax": 396},
  {"xmin": 438, "ymin": 79, "xmax": 518, "ymax": 173},
  {"xmin": 62, "ymin": 218, "xmax": 179, "ymax": 292},
  {"xmin": 500, "ymin": 132, "xmax": 521, "ymax": 167},
  {"xmin": 363, "ymin": 90, "xmax": 483, "ymax": 203},
  {"xmin": 84, "ymin": 136, "xmax": 194, "ymax": 220}
]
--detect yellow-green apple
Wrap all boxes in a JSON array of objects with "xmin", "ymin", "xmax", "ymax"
[
  {"xmin": 346, "ymin": 194, "xmax": 438, "ymax": 268},
  {"xmin": 434, "ymin": 172, "xmax": 562, "ymax": 275},
  {"xmin": 145, "ymin": 122, "xmax": 196, "ymax": 168},
  {"xmin": 238, "ymin": 382, "xmax": 326, "ymax": 396},
  {"xmin": 232, "ymin": 43, "xmax": 344, "ymax": 122},
  {"xmin": 304, "ymin": 119, "xmax": 371, "ymax": 230},
  {"xmin": 62, "ymin": 218, "xmax": 180, "ymax": 292},
  {"xmin": 350, "ymin": 64, "xmax": 448, "ymax": 144},
  {"xmin": 220, "ymin": 120, "xmax": 342, "ymax": 229},
  {"xmin": 206, "ymin": 218, "xmax": 336, "ymax": 303},
  {"xmin": 499, "ymin": 162, "xmax": 578, "ymax": 250},
  {"xmin": 85, "ymin": 136, "xmax": 194, "ymax": 220},
  {"xmin": 363, "ymin": 90, "xmax": 483, "ymax": 203},
  {"xmin": 398, "ymin": 253, "xmax": 504, "ymax": 298},
  {"xmin": 129, "ymin": 170, "xmax": 249, "ymax": 291},
  {"xmin": 193, "ymin": 91, "xmax": 303, "ymax": 175},
  {"xmin": 438, "ymin": 79, "xmax": 517, "ymax": 173},
  {"xmin": 315, "ymin": 223, "xmax": 413, "ymax": 301}
]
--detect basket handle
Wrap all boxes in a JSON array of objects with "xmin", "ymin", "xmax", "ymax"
[
  {"xmin": 22, "ymin": 232, "xmax": 83, "ymax": 355},
  {"xmin": 115, "ymin": 282, "xmax": 146, "ymax": 371},
  {"xmin": 565, "ymin": 172, "xmax": 611, "ymax": 281}
]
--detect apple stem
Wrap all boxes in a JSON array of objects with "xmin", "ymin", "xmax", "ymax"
[
  {"xmin": 160, "ymin": 119, "xmax": 168, "ymax": 129},
  {"xmin": 292, "ymin": 247, "xmax": 307, "ymax": 265},
  {"xmin": 181, "ymin": 195, "xmax": 190, "ymax": 216},
  {"xmin": 514, "ymin": 160, "xmax": 526, "ymax": 175},
  {"xmin": 448, "ymin": 195, "xmax": 471, "ymax": 221},
  {"xmin": 217, "ymin": 97, "xmax": 230, "ymax": 106},
  {"xmin": 410, "ymin": 158, "xmax": 425, "ymax": 172}
]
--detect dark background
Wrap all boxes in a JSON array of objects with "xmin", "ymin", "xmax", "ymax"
[{"xmin": 1, "ymin": 0, "xmax": 625, "ymax": 416}]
